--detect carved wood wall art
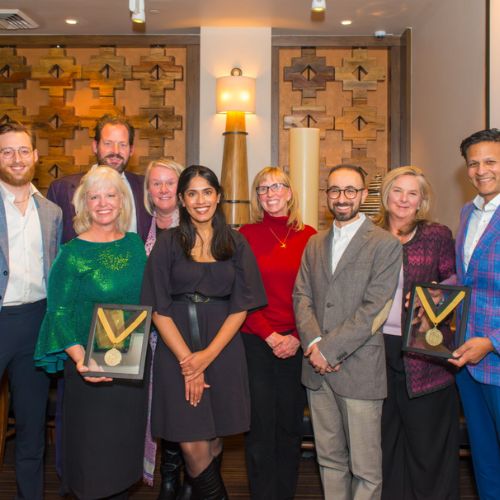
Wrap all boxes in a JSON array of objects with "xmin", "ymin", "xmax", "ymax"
[
  {"xmin": 0, "ymin": 42, "xmax": 190, "ymax": 192},
  {"xmin": 279, "ymin": 46, "xmax": 390, "ymax": 229}
]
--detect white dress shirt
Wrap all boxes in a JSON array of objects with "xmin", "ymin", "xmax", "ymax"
[
  {"xmin": 0, "ymin": 182, "xmax": 46, "ymax": 305},
  {"xmin": 464, "ymin": 193, "xmax": 500, "ymax": 271}
]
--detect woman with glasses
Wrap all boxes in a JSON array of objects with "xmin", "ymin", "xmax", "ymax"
[
  {"xmin": 374, "ymin": 166, "xmax": 459, "ymax": 500},
  {"xmin": 239, "ymin": 167, "xmax": 316, "ymax": 500}
]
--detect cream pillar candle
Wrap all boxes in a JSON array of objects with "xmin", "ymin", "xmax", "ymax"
[{"xmin": 289, "ymin": 127, "xmax": 320, "ymax": 229}]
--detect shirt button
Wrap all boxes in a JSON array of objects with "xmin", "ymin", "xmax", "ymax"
[{"xmin": 2, "ymin": 270, "xmax": 7, "ymax": 276}]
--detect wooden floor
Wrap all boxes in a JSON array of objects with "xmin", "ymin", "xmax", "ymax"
[{"xmin": 0, "ymin": 435, "xmax": 478, "ymax": 499}]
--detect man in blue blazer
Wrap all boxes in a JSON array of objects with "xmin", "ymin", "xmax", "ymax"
[
  {"xmin": 0, "ymin": 121, "xmax": 62, "ymax": 499},
  {"xmin": 47, "ymin": 114, "xmax": 151, "ymax": 243},
  {"xmin": 450, "ymin": 129, "xmax": 500, "ymax": 500}
]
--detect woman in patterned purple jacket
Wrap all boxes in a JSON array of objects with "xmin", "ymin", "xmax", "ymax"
[{"xmin": 375, "ymin": 166, "xmax": 459, "ymax": 500}]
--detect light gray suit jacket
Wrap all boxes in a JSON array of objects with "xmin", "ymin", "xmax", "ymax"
[
  {"xmin": 0, "ymin": 189, "xmax": 62, "ymax": 311},
  {"xmin": 293, "ymin": 218, "xmax": 401, "ymax": 400}
]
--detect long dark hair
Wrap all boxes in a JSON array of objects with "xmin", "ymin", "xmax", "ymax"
[{"xmin": 175, "ymin": 165, "xmax": 235, "ymax": 260}]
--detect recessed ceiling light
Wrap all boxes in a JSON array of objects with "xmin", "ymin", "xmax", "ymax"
[
  {"xmin": 65, "ymin": 18, "xmax": 78, "ymax": 25},
  {"xmin": 341, "ymin": 20, "xmax": 352, "ymax": 26}
]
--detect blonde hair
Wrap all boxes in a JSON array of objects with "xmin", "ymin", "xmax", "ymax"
[
  {"xmin": 143, "ymin": 158, "xmax": 184, "ymax": 215},
  {"xmin": 72, "ymin": 166, "xmax": 132, "ymax": 235},
  {"xmin": 374, "ymin": 165, "xmax": 432, "ymax": 233},
  {"xmin": 250, "ymin": 166, "xmax": 304, "ymax": 230}
]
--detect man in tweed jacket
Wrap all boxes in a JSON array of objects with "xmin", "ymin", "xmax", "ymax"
[
  {"xmin": 294, "ymin": 165, "xmax": 401, "ymax": 500},
  {"xmin": 450, "ymin": 128, "xmax": 500, "ymax": 500}
]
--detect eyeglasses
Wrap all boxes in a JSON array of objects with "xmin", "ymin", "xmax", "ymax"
[
  {"xmin": 256, "ymin": 183, "xmax": 289, "ymax": 195},
  {"xmin": 326, "ymin": 187, "xmax": 365, "ymax": 200},
  {"xmin": 0, "ymin": 147, "xmax": 33, "ymax": 160}
]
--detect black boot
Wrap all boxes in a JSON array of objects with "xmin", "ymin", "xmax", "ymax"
[
  {"xmin": 189, "ymin": 459, "xmax": 228, "ymax": 500},
  {"xmin": 158, "ymin": 440, "xmax": 183, "ymax": 500},
  {"xmin": 176, "ymin": 478, "xmax": 193, "ymax": 500}
]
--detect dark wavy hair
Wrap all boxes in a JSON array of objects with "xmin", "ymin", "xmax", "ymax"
[
  {"xmin": 460, "ymin": 128, "xmax": 500, "ymax": 159},
  {"xmin": 175, "ymin": 165, "xmax": 234, "ymax": 260}
]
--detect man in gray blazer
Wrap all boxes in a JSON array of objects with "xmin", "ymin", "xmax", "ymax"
[
  {"xmin": 294, "ymin": 165, "xmax": 401, "ymax": 500},
  {"xmin": 0, "ymin": 122, "xmax": 62, "ymax": 499}
]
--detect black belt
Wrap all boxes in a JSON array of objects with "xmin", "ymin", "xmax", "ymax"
[{"xmin": 171, "ymin": 293, "xmax": 230, "ymax": 351}]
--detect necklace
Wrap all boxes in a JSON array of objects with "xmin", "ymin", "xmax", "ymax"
[{"xmin": 269, "ymin": 226, "xmax": 292, "ymax": 248}]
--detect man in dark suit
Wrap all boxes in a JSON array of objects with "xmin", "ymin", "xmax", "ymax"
[
  {"xmin": 0, "ymin": 121, "xmax": 62, "ymax": 499},
  {"xmin": 47, "ymin": 114, "xmax": 151, "ymax": 243},
  {"xmin": 294, "ymin": 165, "xmax": 401, "ymax": 500}
]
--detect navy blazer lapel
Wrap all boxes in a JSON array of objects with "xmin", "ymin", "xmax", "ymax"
[{"xmin": 331, "ymin": 218, "xmax": 373, "ymax": 284}]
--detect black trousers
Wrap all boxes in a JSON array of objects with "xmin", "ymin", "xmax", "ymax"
[
  {"xmin": 0, "ymin": 300, "xmax": 50, "ymax": 500},
  {"xmin": 381, "ymin": 335, "xmax": 460, "ymax": 500},
  {"xmin": 242, "ymin": 333, "xmax": 306, "ymax": 500}
]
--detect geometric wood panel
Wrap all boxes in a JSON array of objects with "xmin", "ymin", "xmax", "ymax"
[
  {"xmin": 0, "ymin": 45, "xmax": 188, "ymax": 193},
  {"xmin": 279, "ymin": 46, "xmax": 389, "ymax": 229}
]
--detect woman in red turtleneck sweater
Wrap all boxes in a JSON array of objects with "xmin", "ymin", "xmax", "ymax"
[{"xmin": 240, "ymin": 167, "xmax": 316, "ymax": 500}]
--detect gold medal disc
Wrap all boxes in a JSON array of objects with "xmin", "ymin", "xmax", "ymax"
[
  {"xmin": 104, "ymin": 347, "xmax": 122, "ymax": 367},
  {"xmin": 425, "ymin": 327, "xmax": 443, "ymax": 347}
]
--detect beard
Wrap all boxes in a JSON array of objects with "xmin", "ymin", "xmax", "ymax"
[
  {"xmin": 97, "ymin": 153, "xmax": 129, "ymax": 173},
  {"xmin": 0, "ymin": 161, "xmax": 35, "ymax": 187},
  {"xmin": 329, "ymin": 201, "xmax": 360, "ymax": 222}
]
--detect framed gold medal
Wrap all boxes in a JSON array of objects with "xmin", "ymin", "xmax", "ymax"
[
  {"xmin": 84, "ymin": 304, "xmax": 152, "ymax": 379},
  {"xmin": 402, "ymin": 283, "xmax": 470, "ymax": 359}
]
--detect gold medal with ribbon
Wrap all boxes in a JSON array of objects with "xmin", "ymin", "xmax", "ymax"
[
  {"xmin": 415, "ymin": 286, "xmax": 466, "ymax": 348},
  {"xmin": 97, "ymin": 308, "xmax": 148, "ymax": 366}
]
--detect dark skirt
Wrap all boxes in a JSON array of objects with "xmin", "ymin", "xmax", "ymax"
[
  {"xmin": 151, "ymin": 300, "xmax": 251, "ymax": 442},
  {"xmin": 62, "ymin": 359, "xmax": 148, "ymax": 499}
]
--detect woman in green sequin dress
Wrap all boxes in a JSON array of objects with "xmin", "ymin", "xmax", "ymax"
[{"xmin": 35, "ymin": 166, "xmax": 148, "ymax": 500}]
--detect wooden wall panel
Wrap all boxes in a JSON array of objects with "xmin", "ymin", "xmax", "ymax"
[
  {"xmin": 0, "ymin": 43, "xmax": 190, "ymax": 192},
  {"xmin": 278, "ymin": 46, "xmax": 389, "ymax": 229}
]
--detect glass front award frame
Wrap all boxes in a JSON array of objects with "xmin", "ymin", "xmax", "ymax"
[
  {"xmin": 402, "ymin": 283, "xmax": 470, "ymax": 359},
  {"xmin": 84, "ymin": 303, "xmax": 152, "ymax": 379}
]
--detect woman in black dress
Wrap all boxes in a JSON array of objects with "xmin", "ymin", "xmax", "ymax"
[{"xmin": 142, "ymin": 165, "xmax": 266, "ymax": 499}]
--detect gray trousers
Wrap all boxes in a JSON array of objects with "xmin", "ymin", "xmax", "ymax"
[{"xmin": 307, "ymin": 380, "xmax": 383, "ymax": 500}]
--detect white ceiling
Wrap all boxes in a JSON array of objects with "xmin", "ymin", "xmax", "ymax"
[{"xmin": 0, "ymin": 0, "xmax": 438, "ymax": 36}]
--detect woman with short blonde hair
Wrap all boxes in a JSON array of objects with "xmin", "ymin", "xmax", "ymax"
[
  {"xmin": 250, "ymin": 166, "xmax": 304, "ymax": 230},
  {"xmin": 375, "ymin": 166, "xmax": 459, "ymax": 500},
  {"xmin": 374, "ymin": 165, "xmax": 432, "ymax": 234},
  {"xmin": 72, "ymin": 165, "xmax": 132, "ymax": 235}
]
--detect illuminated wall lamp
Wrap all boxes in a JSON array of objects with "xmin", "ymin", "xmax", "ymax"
[
  {"xmin": 216, "ymin": 68, "xmax": 256, "ymax": 226},
  {"xmin": 311, "ymin": 0, "xmax": 326, "ymax": 12},
  {"xmin": 129, "ymin": 0, "xmax": 145, "ymax": 23}
]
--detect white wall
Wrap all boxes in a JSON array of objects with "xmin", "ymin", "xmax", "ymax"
[
  {"xmin": 199, "ymin": 27, "xmax": 272, "ymax": 185},
  {"xmin": 411, "ymin": 0, "xmax": 486, "ymax": 232}
]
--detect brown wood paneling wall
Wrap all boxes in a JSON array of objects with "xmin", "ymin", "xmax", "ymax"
[
  {"xmin": 0, "ymin": 35, "xmax": 199, "ymax": 192},
  {"xmin": 272, "ymin": 34, "xmax": 410, "ymax": 229}
]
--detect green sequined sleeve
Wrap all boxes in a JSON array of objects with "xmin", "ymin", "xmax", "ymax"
[
  {"xmin": 35, "ymin": 243, "xmax": 82, "ymax": 373},
  {"xmin": 35, "ymin": 234, "xmax": 147, "ymax": 373}
]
